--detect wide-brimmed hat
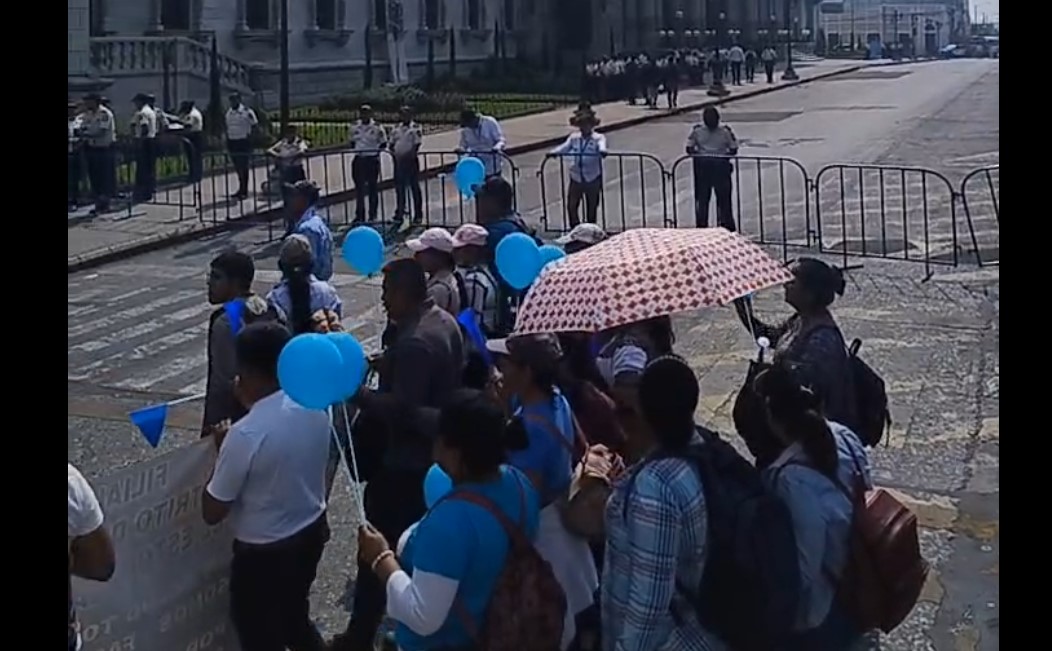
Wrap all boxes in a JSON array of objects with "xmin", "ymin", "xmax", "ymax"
[{"xmin": 406, "ymin": 227, "xmax": 455, "ymax": 253}]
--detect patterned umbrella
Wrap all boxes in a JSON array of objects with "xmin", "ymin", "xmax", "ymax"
[{"xmin": 514, "ymin": 228, "xmax": 793, "ymax": 335}]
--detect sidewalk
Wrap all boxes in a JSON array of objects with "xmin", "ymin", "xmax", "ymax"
[{"xmin": 68, "ymin": 59, "xmax": 865, "ymax": 272}]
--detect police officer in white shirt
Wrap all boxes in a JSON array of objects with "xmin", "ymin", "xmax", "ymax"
[
  {"xmin": 68, "ymin": 101, "xmax": 85, "ymax": 210},
  {"xmin": 177, "ymin": 99, "xmax": 205, "ymax": 183},
  {"xmin": 549, "ymin": 108, "xmax": 608, "ymax": 227},
  {"xmin": 78, "ymin": 93, "xmax": 116, "ymax": 213},
  {"xmin": 350, "ymin": 104, "xmax": 388, "ymax": 224},
  {"xmin": 728, "ymin": 44, "xmax": 746, "ymax": 85},
  {"xmin": 686, "ymin": 106, "xmax": 739, "ymax": 230},
  {"xmin": 389, "ymin": 105, "xmax": 424, "ymax": 231},
  {"xmin": 457, "ymin": 108, "xmax": 506, "ymax": 178},
  {"xmin": 130, "ymin": 93, "xmax": 158, "ymax": 202},
  {"xmin": 225, "ymin": 92, "xmax": 259, "ymax": 199},
  {"xmin": 202, "ymin": 322, "xmax": 331, "ymax": 651}
]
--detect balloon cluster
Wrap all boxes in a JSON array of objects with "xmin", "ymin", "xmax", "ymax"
[
  {"xmin": 496, "ymin": 235, "xmax": 566, "ymax": 290},
  {"xmin": 341, "ymin": 226, "xmax": 385, "ymax": 276},
  {"xmin": 277, "ymin": 332, "xmax": 367, "ymax": 410}
]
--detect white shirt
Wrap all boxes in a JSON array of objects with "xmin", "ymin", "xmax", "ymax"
[
  {"xmin": 351, "ymin": 120, "xmax": 388, "ymax": 155},
  {"xmin": 80, "ymin": 106, "xmax": 116, "ymax": 147},
  {"xmin": 458, "ymin": 114, "xmax": 506, "ymax": 176},
  {"xmin": 728, "ymin": 46, "xmax": 745, "ymax": 63},
  {"xmin": 182, "ymin": 107, "xmax": 204, "ymax": 132},
  {"xmin": 390, "ymin": 121, "xmax": 423, "ymax": 158},
  {"xmin": 130, "ymin": 105, "xmax": 158, "ymax": 139},
  {"xmin": 206, "ymin": 390, "xmax": 331, "ymax": 544},
  {"xmin": 762, "ymin": 48, "xmax": 778, "ymax": 62},
  {"xmin": 69, "ymin": 463, "xmax": 104, "ymax": 546},
  {"xmin": 686, "ymin": 124, "xmax": 739, "ymax": 156},
  {"xmin": 268, "ymin": 136, "xmax": 309, "ymax": 168},
  {"xmin": 551, "ymin": 131, "xmax": 607, "ymax": 184},
  {"xmin": 225, "ymin": 105, "xmax": 259, "ymax": 140}
]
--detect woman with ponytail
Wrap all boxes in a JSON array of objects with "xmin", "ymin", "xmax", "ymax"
[
  {"xmin": 267, "ymin": 234, "xmax": 342, "ymax": 335},
  {"xmin": 754, "ymin": 359, "xmax": 873, "ymax": 650}
]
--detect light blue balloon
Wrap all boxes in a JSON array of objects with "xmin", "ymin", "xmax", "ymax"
[
  {"xmin": 328, "ymin": 332, "xmax": 367, "ymax": 400},
  {"xmin": 278, "ymin": 334, "xmax": 345, "ymax": 410},
  {"xmin": 454, "ymin": 157, "xmax": 486, "ymax": 198},
  {"xmin": 423, "ymin": 463, "xmax": 453, "ymax": 509},
  {"xmin": 539, "ymin": 244, "xmax": 567, "ymax": 269},
  {"xmin": 495, "ymin": 232, "xmax": 543, "ymax": 290},
  {"xmin": 342, "ymin": 226, "xmax": 385, "ymax": 276}
]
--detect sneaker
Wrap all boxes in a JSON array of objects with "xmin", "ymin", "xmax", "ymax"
[{"xmin": 397, "ymin": 219, "xmax": 413, "ymax": 235}]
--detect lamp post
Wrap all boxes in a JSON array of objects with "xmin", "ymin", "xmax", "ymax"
[
  {"xmin": 781, "ymin": 17, "xmax": 798, "ymax": 81},
  {"xmin": 279, "ymin": 0, "xmax": 290, "ymax": 132},
  {"xmin": 707, "ymin": 10, "xmax": 729, "ymax": 96}
]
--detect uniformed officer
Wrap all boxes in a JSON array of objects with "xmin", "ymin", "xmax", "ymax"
[
  {"xmin": 350, "ymin": 104, "xmax": 387, "ymax": 224},
  {"xmin": 68, "ymin": 100, "xmax": 84, "ymax": 211},
  {"xmin": 225, "ymin": 92, "xmax": 259, "ymax": 199},
  {"xmin": 130, "ymin": 93, "xmax": 158, "ymax": 202},
  {"xmin": 78, "ymin": 93, "xmax": 116, "ymax": 214},
  {"xmin": 177, "ymin": 100, "xmax": 205, "ymax": 183},
  {"xmin": 686, "ymin": 106, "xmax": 739, "ymax": 231},
  {"xmin": 389, "ymin": 105, "xmax": 424, "ymax": 232}
]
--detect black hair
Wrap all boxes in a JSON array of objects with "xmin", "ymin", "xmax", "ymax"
[
  {"xmin": 556, "ymin": 334, "xmax": 611, "ymax": 406},
  {"xmin": 210, "ymin": 250, "xmax": 255, "ymax": 292},
  {"xmin": 281, "ymin": 258, "xmax": 314, "ymax": 335},
  {"xmin": 438, "ymin": 389, "xmax": 527, "ymax": 478},
  {"xmin": 754, "ymin": 359, "xmax": 839, "ymax": 478},
  {"xmin": 235, "ymin": 322, "xmax": 292, "ymax": 382},
  {"xmin": 639, "ymin": 355, "xmax": 698, "ymax": 450},
  {"xmin": 795, "ymin": 258, "xmax": 846, "ymax": 309},
  {"xmin": 702, "ymin": 106, "xmax": 720, "ymax": 124},
  {"xmin": 479, "ymin": 178, "xmax": 514, "ymax": 213},
  {"xmin": 382, "ymin": 258, "xmax": 428, "ymax": 302},
  {"xmin": 641, "ymin": 316, "xmax": 675, "ymax": 356}
]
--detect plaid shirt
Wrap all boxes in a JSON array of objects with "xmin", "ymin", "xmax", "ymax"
[{"xmin": 601, "ymin": 446, "xmax": 726, "ymax": 651}]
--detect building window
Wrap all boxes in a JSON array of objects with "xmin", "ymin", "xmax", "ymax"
[
  {"xmin": 161, "ymin": 0, "xmax": 192, "ymax": 31},
  {"xmin": 246, "ymin": 0, "xmax": 270, "ymax": 30},
  {"xmin": 466, "ymin": 0, "xmax": 481, "ymax": 28},
  {"xmin": 373, "ymin": 0, "xmax": 387, "ymax": 29},
  {"xmin": 503, "ymin": 0, "xmax": 514, "ymax": 29},
  {"xmin": 316, "ymin": 0, "xmax": 337, "ymax": 29},
  {"xmin": 424, "ymin": 0, "xmax": 441, "ymax": 29}
]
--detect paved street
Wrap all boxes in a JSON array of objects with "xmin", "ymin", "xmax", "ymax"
[{"xmin": 68, "ymin": 59, "xmax": 999, "ymax": 650}]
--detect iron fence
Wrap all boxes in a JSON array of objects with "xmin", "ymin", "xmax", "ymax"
[{"xmin": 959, "ymin": 165, "xmax": 999, "ymax": 267}]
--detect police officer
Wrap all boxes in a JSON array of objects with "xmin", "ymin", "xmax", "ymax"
[
  {"xmin": 68, "ymin": 101, "xmax": 84, "ymax": 211},
  {"xmin": 350, "ymin": 104, "xmax": 387, "ymax": 224},
  {"xmin": 79, "ymin": 93, "xmax": 116, "ymax": 214},
  {"xmin": 177, "ymin": 100, "xmax": 205, "ymax": 184},
  {"xmin": 130, "ymin": 93, "xmax": 158, "ymax": 202},
  {"xmin": 686, "ymin": 106, "xmax": 739, "ymax": 231}
]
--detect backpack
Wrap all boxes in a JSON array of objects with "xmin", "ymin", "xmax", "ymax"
[
  {"xmin": 639, "ymin": 428, "xmax": 801, "ymax": 651},
  {"xmin": 834, "ymin": 449, "xmax": 929, "ymax": 633},
  {"xmin": 846, "ymin": 338, "xmax": 892, "ymax": 447},
  {"xmin": 450, "ymin": 480, "xmax": 566, "ymax": 651}
]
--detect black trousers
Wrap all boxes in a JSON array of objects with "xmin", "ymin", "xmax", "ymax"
[
  {"xmin": 567, "ymin": 178, "xmax": 602, "ymax": 227},
  {"xmin": 229, "ymin": 514, "xmax": 330, "ymax": 651},
  {"xmin": 394, "ymin": 156, "xmax": 423, "ymax": 221},
  {"xmin": 281, "ymin": 164, "xmax": 308, "ymax": 235},
  {"xmin": 335, "ymin": 467, "xmax": 427, "ymax": 650},
  {"xmin": 227, "ymin": 138, "xmax": 252, "ymax": 195},
  {"xmin": 184, "ymin": 132, "xmax": 204, "ymax": 183},
  {"xmin": 352, "ymin": 155, "xmax": 381, "ymax": 220},
  {"xmin": 84, "ymin": 145, "xmax": 114, "ymax": 209},
  {"xmin": 68, "ymin": 149, "xmax": 83, "ymax": 207},
  {"xmin": 731, "ymin": 62, "xmax": 743, "ymax": 85},
  {"xmin": 133, "ymin": 139, "xmax": 156, "ymax": 202},
  {"xmin": 693, "ymin": 161, "xmax": 736, "ymax": 231},
  {"xmin": 745, "ymin": 61, "xmax": 757, "ymax": 82},
  {"xmin": 764, "ymin": 61, "xmax": 776, "ymax": 83}
]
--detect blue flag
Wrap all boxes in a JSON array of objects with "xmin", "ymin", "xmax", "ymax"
[
  {"xmin": 224, "ymin": 299, "xmax": 245, "ymax": 336},
  {"xmin": 129, "ymin": 403, "xmax": 169, "ymax": 448},
  {"xmin": 457, "ymin": 308, "xmax": 493, "ymax": 367}
]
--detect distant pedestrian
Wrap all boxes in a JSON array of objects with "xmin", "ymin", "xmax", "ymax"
[
  {"xmin": 68, "ymin": 101, "xmax": 84, "ymax": 211},
  {"xmin": 225, "ymin": 92, "xmax": 259, "ymax": 200},
  {"xmin": 686, "ymin": 106, "xmax": 739, "ymax": 231},
  {"xmin": 389, "ymin": 105, "xmax": 424, "ymax": 232},
  {"xmin": 762, "ymin": 47, "xmax": 778, "ymax": 83},
  {"xmin": 745, "ymin": 48, "xmax": 758, "ymax": 82},
  {"xmin": 286, "ymin": 180, "xmax": 334, "ymax": 281},
  {"xmin": 177, "ymin": 100, "xmax": 205, "ymax": 184},
  {"xmin": 79, "ymin": 93, "xmax": 116, "ymax": 214},
  {"xmin": 350, "ymin": 103, "xmax": 387, "ymax": 224},
  {"xmin": 267, "ymin": 124, "xmax": 309, "ymax": 227},
  {"xmin": 549, "ymin": 109, "xmax": 607, "ymax": 227},
  {"xmin": 457, "ymin": 108, "xmax": 506, "ymax": 178},
  {"xmin": 728, "ymin": 44, "xmax": 745, "ymax": 85}
]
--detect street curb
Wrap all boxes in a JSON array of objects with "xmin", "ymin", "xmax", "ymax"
[{"xmin": 68, "ymin": 63, "xmax": 863, "ymax": 274}]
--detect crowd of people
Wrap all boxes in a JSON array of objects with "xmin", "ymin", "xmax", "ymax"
[{"xmin": 70, "ymin": 137, "xmax": 928, "ymax": 651}]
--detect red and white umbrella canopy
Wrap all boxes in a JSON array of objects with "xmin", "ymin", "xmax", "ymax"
[{"xmin": 514, "ymin": 228, "xmax": 793, "ymax": 335}]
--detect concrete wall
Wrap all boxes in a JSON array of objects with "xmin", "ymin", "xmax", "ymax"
[{"xmin": 69, "ymin": 0, "xmax": 92, "ymax": 76}]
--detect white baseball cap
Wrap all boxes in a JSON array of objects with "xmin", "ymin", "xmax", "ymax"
[
  {"xmin": 452, "ymin": 223, "xmax": 489, "ymax": 248},
  {"xmin": 556, "ymin": 223, "xmax": 608, "ymax": 246},
  {"xmin": 406, "ymin": 227, "xmax": 455, "ymax": 253}
]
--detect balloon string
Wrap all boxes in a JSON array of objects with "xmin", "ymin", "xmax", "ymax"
[{"xmin": 328, "ymin": 403, "xmax": 366, "ymax": 523}]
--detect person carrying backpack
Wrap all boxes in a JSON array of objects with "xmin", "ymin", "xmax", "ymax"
[
  {"xmin": 407, "ymin": 227, "xmax": 463, "ymax": 317},
  {"xmin": 355, "ymin": 389, "xmax": 565, "ymax": 651}
]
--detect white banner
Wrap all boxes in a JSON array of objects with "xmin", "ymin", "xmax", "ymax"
[{"xmin": 73, "ymin": 440, "xmax": 240, "ymax": 651}]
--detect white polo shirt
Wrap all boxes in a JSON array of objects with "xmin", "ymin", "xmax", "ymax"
[
  {"xmin": 225, "ymin": 105, "xmax": 259, "ymax": 141},
  {"xmin": 206, "ymin": 390, "xmax": 331, "ymax": 544}
]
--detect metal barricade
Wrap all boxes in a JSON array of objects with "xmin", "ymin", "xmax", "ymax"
[
  {"xmin": 813, "ymin": 164, "xmax": 959, "ymax": 279},
  {"xmin": 669, "ymin": 154, "xmax": 812, "ymax": 263},
  {"xmin": 411, "ymin": 151, "xmax": 522, "ymax": 230},
  {"xmin": 959, "ymin": 165, "xmax": 999, "ymax": 267},
  {"xmin": 536, "ymin": 153, "xmax": 669, "ymax": 234}
]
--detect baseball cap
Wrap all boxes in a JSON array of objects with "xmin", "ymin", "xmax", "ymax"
[
  {"xmin": 556, "ymin": 223, "xmax": 608, "ymax": 246},
  {"xmin": 452, "ymin": 223, "xmax": 488, "ymax": 248},
  {"xmin": 486, "ymin": 334, "xmax": 563, "ymax": 370},
  {"xmin": 406, "ymin": 227, "xmax": 455, "ymax": 253}
]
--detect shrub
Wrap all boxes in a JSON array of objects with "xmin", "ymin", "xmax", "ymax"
[{"xmin": 317, "ymin": 85, "xmax": 466, "ymax": 114}]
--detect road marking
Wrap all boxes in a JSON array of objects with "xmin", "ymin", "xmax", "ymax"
[
  {"xmin": 69, "ymin": 302, "xmax": 213, "ymax": 353},
  {"xmin": 67, "ymin": 290, "xmax": 200, "ymax": 338},
  {"xmin": 109, "ymin": 350, "xmax": 208, "ymax": 392}
]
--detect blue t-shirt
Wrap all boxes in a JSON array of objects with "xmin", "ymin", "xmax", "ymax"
[
  {"xmin": 396, "ymin": 465, "xmax": 540, "ymax": 651},
  {"xmin": 506, "ymin": 392, "xmax": 576, "ymax": 502}
]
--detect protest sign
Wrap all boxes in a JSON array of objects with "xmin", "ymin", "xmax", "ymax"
[{"xmin": 74, "ymin": 439, "xmax": 239, "ymax": 651}]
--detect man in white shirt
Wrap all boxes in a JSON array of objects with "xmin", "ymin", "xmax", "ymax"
[
  {"xmin": 69, "ymin": 463, "xmax": 116, "ymax": 651},
  {"xmin": 79, "ymin": 93, "xmax": 116, "ymax": 213},
  {"xmin": 728, "ymin": 44, "xmax": 746, "ymax": 85},
  {"xmin": 457, "ymin": 108, "xmax": 506, "ymax": 178},
  {"xmin": 131, "ymin": 93, "xmax": 159, "ymax": 202},
  {"xmin": 225, "ymin": 92, "xmax": 259, "ymax": 199},
  {"xmin": 350, "ymin": 103, "xmax": 388, "ymax": 224},
  {"xmin": 761, "ymin": 47, "xmax": 778, "ymax": 83},
  {"xmin": 177, "ymin": 99, "xmax": 205, "ymax": 183},
  {"xmin": 389, "ymin": 105, "xmax": 424, "ymax": 231},
  {"xmin": 549, "ymin": 109, "xmax": 607, "ymax": 227},
  {"xmin": 202, "ymin": 322, "xmax": 331, "ymax": 651}
]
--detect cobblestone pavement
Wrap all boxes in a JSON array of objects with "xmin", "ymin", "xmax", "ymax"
[{"xmin": 68, "ymin": 59, "xmax": 998, "ymax": 651}]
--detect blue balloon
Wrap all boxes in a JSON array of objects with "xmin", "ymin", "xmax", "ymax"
[
  {"xmin": 496, "ymin": 232, "xmax": 543, "ymax": 290},
  {"xmin": 424, "ymin": 464, "xmax": 453, "ymax": 509},
  {"xmin": 539, "ymin": 244, "xmax": 566, "ymax": 269},
  {"xmin": 278, "ymin": 334, "xmax": 345, "ymax": 410},
  {"xmin": 454, "ymin": 157, "xmax": 486, "ymax": 198},
  {"xmin": 342, "ymin": 226, "xmax": 385, "ymax": 276},
  {"xmin": 328, "ymin": 332, "xmax": 367, "ymax": 400}
]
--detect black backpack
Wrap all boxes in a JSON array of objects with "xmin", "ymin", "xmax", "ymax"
[
  {"xmin": 648, "ymin": 428, "xmax": 802, "ymax": 651},
  {"xmin": 846, "ymin": 338, "xmax": 891, "ymax": 447}
]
